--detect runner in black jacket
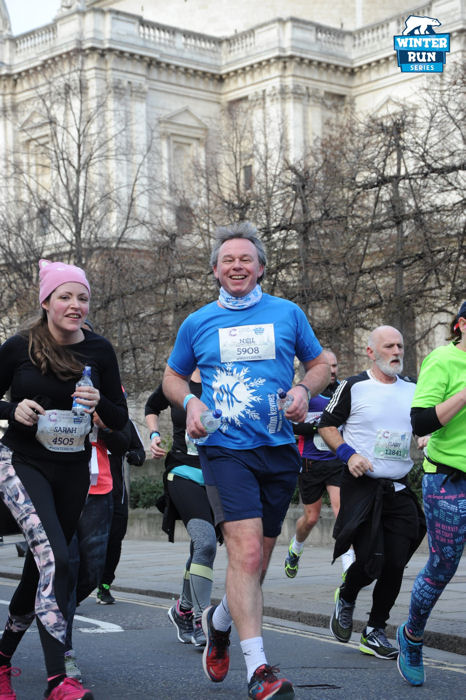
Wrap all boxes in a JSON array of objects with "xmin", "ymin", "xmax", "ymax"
[
  {"xmin": 145, "ymin": 369, "xmax": 217, "ymax": 647},
  {"xmin": 96, "ymin": 415, "xmax": 145, "ymax": 604}
]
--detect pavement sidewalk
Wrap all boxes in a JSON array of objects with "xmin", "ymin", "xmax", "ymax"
[{"xmin": 1, "ymin": 535, "xmax": 464, "ymax": 655}]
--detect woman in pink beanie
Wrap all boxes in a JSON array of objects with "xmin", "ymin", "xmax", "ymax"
[{"xmin": 0, "ymin": 260, "xmax": 128, "ymax": 700}]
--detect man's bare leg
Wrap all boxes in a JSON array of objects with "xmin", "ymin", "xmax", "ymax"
[{"xmin": 222, "ymin": 517, "xmax": 265, "ymax": 640}]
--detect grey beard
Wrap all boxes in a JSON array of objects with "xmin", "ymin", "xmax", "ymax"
[{"xmin": 375, "ymin": 356, "xmax": 403, "ymax": 377}]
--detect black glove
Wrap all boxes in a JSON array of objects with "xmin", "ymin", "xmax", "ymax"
[{"xmin": 126, "ymin": 449, "xmax": 145, "ymax": 466}]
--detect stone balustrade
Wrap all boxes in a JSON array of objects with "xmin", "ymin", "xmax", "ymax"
[
  {"xmin": 14, "ymin": 25, "xmax": 57, "ymax": 54},
  {"xmin": 352, "ymin": 2, "xmax": 433, "ymax": 60},
  {"xmin": 7, "ymin": 5, "xmax": 436, "ymax": 71},
  {"xmin": 225, "ymin": 29, "xmax": 256, "ymax": 56},
  {"xmin": 139, "ymin": 21, "xmax": 177, "ymax": 48},
  {"xmin": 182, "ymin": 32, "xmax": 220, "ymax": 55}
]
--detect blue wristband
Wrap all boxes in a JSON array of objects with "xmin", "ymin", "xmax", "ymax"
[
  {"xmin": 336, "ymin": 442, "xmax": 356, "ymax": 463},
  {"xmin": 183, "ymin": 393, "xmax": 196, "ymax": 411}
]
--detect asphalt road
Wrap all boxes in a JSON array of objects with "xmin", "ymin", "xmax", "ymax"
[{"xmin": 0, "ymin": 581, "xmax": 463, "ymax": 699}]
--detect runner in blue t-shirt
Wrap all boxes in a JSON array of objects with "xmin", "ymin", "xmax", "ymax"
[{"xmin": 163, "ymin": 222, "xmax": 329, "ymax": 700}]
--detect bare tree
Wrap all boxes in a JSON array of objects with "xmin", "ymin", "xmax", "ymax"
[
  {"xmin": 0, "ymin": 55, "xmax": 168, "ymax": 392},
  {"xmin": 277, "ymin": 67, "xmax": 465, "ymax": 374},
  {"xmin": 1, "ymin": 57, "xmax": 463, "ymax": 391}
]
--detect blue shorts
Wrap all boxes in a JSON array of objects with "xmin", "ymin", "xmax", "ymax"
[{"xmin": 197, "ymin": 444, "xmax": 301, "ymax": 538}]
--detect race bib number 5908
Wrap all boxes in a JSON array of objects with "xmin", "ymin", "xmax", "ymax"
[{"xmin": 219, "ymin": 324, "xmax": 276, "ymax": 362}]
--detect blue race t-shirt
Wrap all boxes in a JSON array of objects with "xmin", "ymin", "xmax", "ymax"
[{"xmin": 167, "ymin": 294, "xmax": 322, "ymax": 449}]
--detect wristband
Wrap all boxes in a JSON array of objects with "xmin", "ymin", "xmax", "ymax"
[
  {"xmin": 296, "ymin": 383, "xmax": 311, "ymax": 401},
  {"xmin": 336, "ymin": 442, "xmax": 356, "ymax": 463},
  {"xmin": 183, "ymin": 393, "xmax": 196, "ymax": 411},
  {"xmin": 150, "ymin": 431, "xmax": 160, "ymax": 440}
]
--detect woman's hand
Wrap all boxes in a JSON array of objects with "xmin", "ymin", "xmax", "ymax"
[
  {"xmin": 93, "ymin": 411, "xmax": 109, "ymax": 431},
  {"xmin": 72, "ymin": 386, "xmax": 100, "ymax": 413},
  {"xmin": 150, "ymin": 435, "xmax": 167, "ymax": 459},
  {"xmin": 416, "ymin": 435, "xmax": 430, "ymax": 450},
  {"xmin": 14, "ymin": 399, "xmax": 45, "ymax": 426}
]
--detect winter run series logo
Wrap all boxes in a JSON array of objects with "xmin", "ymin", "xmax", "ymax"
[{"xmin": 394, "ymin": 14, "xmax": 450, "ymax": 73}]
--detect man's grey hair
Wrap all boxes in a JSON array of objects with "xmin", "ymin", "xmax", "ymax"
[{"xmin": 209, "ymin": 221, "xmax": 267, "ymax": 282}]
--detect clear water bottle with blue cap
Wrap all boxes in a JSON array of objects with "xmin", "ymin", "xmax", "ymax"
[
  {"xmin": 72, "ymin": 365, "xmax": 93, "ymax": 415},
  {"xmin": 191, "ymin": 408, "xmax": 223, "ymax": 445},
  {"xmin": 277, "ymin": 388, "xmax": 293, "ymax": 411}
]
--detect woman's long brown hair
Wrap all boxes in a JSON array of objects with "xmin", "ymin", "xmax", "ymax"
[{"xmin": 22, "ymin": 308, "xmax": 84, "ymax": 381}]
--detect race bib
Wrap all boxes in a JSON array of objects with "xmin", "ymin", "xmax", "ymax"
[
  {"xmin": 36, "ymin": 410, "xmax": 91, "ymax": 453},
  {"xmin": 219, "ymin": 324, "xmax": 276, "ymax": 362},
  {"xmin": 374, "ymin": 429, "xmax": 410, "ymax": 461},
  {"xmin": 305, "ymin": 411, "xmax": 322, "ymax": 423},
  {"xmin": 305, "ymin": 411, "xmax": 333, "ymax": 451},
  {"xmin": 313, "ymin": 433, "xmax": 330, "ymax": 452}
]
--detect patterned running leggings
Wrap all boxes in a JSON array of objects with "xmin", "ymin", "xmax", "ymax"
[
  {"xmin": 0, "ymin": 450, "xmax": 89, "ymax": 676},
  {"xmin": 407, "ymin": 472, "xmax": 466, "ymax": 638}
]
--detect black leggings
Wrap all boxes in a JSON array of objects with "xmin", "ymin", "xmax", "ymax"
[
  {"xmin": 167, "ymin": 475, "xmax": 214, "ymax": 526},
  {"xmin": 0, "ymin": 453, "xmax": 89, "ymax": 677},
  {"xmin": 341, "ymin": 489, "xmax": 419, "ymax": 629},
  {"xmin": 101, "ymin": 491, "xmax": 128, "ymax": 586}
]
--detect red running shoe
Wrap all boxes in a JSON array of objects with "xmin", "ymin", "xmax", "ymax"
[
  {"xmin": 45, "ymin": 678, "xmax": 94, "ymax": 700},
  {"xmin": 0, "ymin": 665, "xmax": 20, "ymax": 700},
  {"xmin": 201, "ymin": 605, "xmax": 231, "ymax": 682},
  {"xmin": 248, "ymin": 664, "xmax": 294, "ymax": 699}
]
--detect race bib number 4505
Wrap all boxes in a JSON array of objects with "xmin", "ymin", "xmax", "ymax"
[
  {"xmin": 219, "ymin": 324, "xmax": 276, "ymax": 362},
  {"xmin": 36, "ymin": 410, "xmax": 91, "ymax": 452}
]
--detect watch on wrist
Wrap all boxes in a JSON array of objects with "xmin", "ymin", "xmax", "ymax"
[
  {"xmin": 296, "ymin": 383, "xmax": 311, "ymax": 402},
  {"xmin": 150, "ymin": 431, "xmax": 160, "ymax": 440}
]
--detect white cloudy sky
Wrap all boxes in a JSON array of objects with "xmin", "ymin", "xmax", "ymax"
[{"xmin": 6, "ymin": 0, "xmax": 60, "ymax": 35}]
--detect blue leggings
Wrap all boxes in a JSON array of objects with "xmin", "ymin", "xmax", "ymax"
[{"xmin": 407, "ymin": 473, "xmax": 466, "ymax": 638}]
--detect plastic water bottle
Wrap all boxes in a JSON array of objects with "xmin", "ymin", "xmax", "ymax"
[
  {"xmin": 72, "ymin": 365, "xmax": 93, "ymax": 415},
  {"xmin": 191, "ymin": 408, "xmax": 223, "ymax": 446},
  {"xmin": 277, "ymin": 388, "xmax": 293, "ymax": 411},
  {"xmin": 185, "ymin": 431, "xmax": 199, "ymax": 455}
]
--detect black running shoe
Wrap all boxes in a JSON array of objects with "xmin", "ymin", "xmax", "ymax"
[
  {"xmin": 96, "ymin": 583, "xmax": 115, "ymax": 605},
  {"xmin": 191, "ymin": 618, "xmax": 206, "ymax": 647},
  {"xmin": 359, "ymin": 627, "xmax": 398, "ymax": 659},
  {"xmin": 330, "ymin": 587, "xmax": 355, "ymax": 643},
  {"xmin": 168, "ymin": 601, "xmax": 194, "ymax": 643},
  {"xmin": 284, "ymin": 542, "xmax": 302, "ymax": 579}
]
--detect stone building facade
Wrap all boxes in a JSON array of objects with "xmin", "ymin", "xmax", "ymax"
[
  {"xmin": 0, "ymin": 0, "xmax": 464, "ymax": 202},
  {"xmin": 0, "ymin": 0, "xmax": 464, "ymax": 432}
]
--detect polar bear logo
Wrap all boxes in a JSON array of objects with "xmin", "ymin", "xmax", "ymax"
[{"xmin": 402, "ymin": 15, "xmax": 442, "ymax": 35}]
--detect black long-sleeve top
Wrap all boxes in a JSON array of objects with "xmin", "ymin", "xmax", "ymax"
[
  {"xmin": 0, "ymin": 330, "xmax": 127, "ymax": 464},
  {"xmin": 144, "ymin": 380, "xmax": 202, "ymax": 471},
  {"xmin": 102, "ymin": 420, "xmax": 145, "ymax": 503}
]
